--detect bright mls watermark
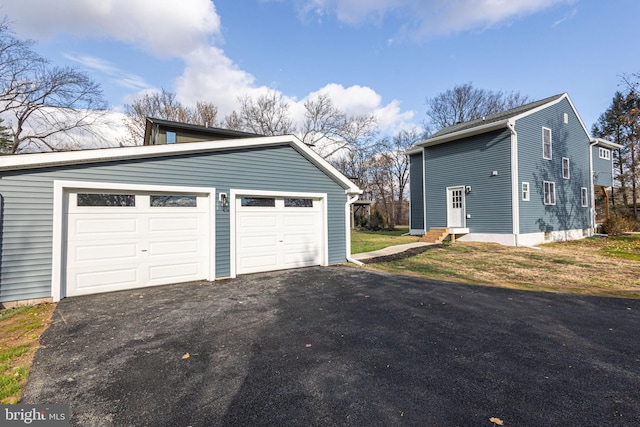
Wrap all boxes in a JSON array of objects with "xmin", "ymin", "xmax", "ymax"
[{"xmin": 1, "ymin": 405, "xmax": 69, "ymax": 426}]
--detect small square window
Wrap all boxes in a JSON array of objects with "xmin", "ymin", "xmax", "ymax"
[
  {"xmin": 543, "ymin": 181, "xmax": 556, "ymax": 205},
  {"xmin": 581, "ymin": 187, "xmax": 588, "ymax": 207},
  {"xmin": 166, "ymin": 131, "xmax": 177, "ymax": 144},
  {"xmin": 542, "ymin": 127, "xmax": 552, "ymax": 160},
  {"xmin": 522, "ymin": 182, "xmax": 530, "ymax": 201},
  {"xmin": 563, "ymin": 113, "xmax": 569, "ymax": 124},
  {"xmin": 562, "ymin": 157, "xmax": 570, "ymax": 179},
  {"xmin": 599, "ymin": 147, "xmax": 610, "ymax": 160}
]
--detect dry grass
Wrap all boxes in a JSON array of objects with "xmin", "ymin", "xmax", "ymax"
[
  {"xmin": 0, "ymin": 303, "xmax": 56, "ymax": 403},
  {"xmin": 366, "ymin": 236, "xmax": 640, "ymax": 298}
]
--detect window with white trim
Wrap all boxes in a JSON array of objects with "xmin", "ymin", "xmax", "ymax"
[
  {"xmin": 522, "ymin": 182, "xmax": 530, "ymax": 201},
  {"xmin": 166, "ymin": 131, "xmax": 176, "ymax": 144},
  {"xmin": 581, "ymin": 187, "xmax": 588, "ymax": 207},
  {"xmin": 599, "ymin": 147, "xmax": 610, "ymax": 160},
  {"xmin": 543, "ymin": 181, "xmax": 556, "ymax": 205},
  {"xmin": 542, "ymin": 127, "xmax": 552, "ymax": 160},
  {"xmin": 562, "ymin": 157, "xmax": 570, "ymax": 179}
]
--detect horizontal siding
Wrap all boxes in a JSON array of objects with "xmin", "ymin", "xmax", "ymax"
[
  {"xmin": 0, "ymin": 145, "xmax": 349, "ymax": 302},
  {"xmin": 409, "ymin": 153, "xmax": 424, "ymax": 230},
  {"xmin": 592, "ymin": 146, "xmax": 614, "ymax": 187},
  {"xmin": 516, "ymin": 98, "xmax": 591, "ymax": 233},
  {"xmin": 425, "ymin": 129, "xmax": 512, "ymax": 233}
]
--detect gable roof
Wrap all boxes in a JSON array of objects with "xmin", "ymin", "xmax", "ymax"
[
  {"xmin": 429, "ymin": 93, "xmax": 565, "ymax": 139},
  {"xmin": 0, "ymin": 134, "xmax": 362, "ymax": 195},
  {"xmin": 414, "ymin": 93, "xmax": 574, "ymax": 149}
]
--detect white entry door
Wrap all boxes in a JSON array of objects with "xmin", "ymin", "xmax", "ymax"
[
  {"xmin": 235, "ymin": 195, "xmax": 324, "ymax": 275},
  {"xmin": 447, "ymin": 187, "xmax": 465, "ymax": 228},
  {"xmin": 65, "ymin": 191, "xmax": 210, "ymax": 297}
]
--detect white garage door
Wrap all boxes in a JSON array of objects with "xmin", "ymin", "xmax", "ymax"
[
  {"xmin": 65, "ymin": 191, "xmax": 210, "ymax": 297},
  {"xmin": 235, "ymin": 195, "xmax": 324, "ymax": 275}
]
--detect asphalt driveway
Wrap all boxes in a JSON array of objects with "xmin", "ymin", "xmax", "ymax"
[{"xmin": 22, "ymin": 266, "xmax": 640, "ymax": 426}]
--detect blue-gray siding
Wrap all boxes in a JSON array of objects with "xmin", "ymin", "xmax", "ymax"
[
  {"xmin": 409, "ymin": 152, "xmax": 424, "ymax": 231},
  {"xmin": 424, "ymin": 129, "xmax": 512, "ymax": 233},
  {"xmin": 0, "ymin": 145, "xmax": 348, "ymax": 302},
  {"xmin": 516, "ymin": 98, "xmax": 591, "ymax": 234},
  {"xmin": 592, "ymin": 145, "xmax": 614, "ymax": 187}
]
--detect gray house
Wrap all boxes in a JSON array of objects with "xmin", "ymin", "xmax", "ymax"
[
  {"xmin": 0, "ymin": 135, "xmax": 361, "ymax": 305},
  {"xmin": 408, "ymin": 93, "xmax": 620, "ymax": 246}
]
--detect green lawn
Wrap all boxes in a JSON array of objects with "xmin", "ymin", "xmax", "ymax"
[{"xmin": 351, "ymin": 226, "xmax": 420, "ymax": 254}]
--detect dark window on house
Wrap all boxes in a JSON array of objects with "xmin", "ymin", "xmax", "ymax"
[
  {"xmin": 542, "ymin": 127, "xmax": 552, "ymax": 160},
  {"xmin": 150, "ymin": 195, "xmax": 197, "ymax": 207},
  {"xmin": 77, "ymin": 193, "xmax": 135, "ymax": 207},
  {"xmin": 543, "ymin": 181, "xmax": 556, "ymax": 205},
  {"xmin": 562, "ymin": 157, "xmax": 570, "ymax": 179},
  {"xmin": 581, "ymin": 188, "xmax": 588, "ymax": 207},
  {"xmin": 166, "ymin": 131, "xmax": 177, "ymax": 144},
  {"xmin": 241, "ymin": 197, "xmax": 275, "ymax": 207},
  {"xmin": 285, "ymin": 198, "xmax": 313, "ymax": 207}
]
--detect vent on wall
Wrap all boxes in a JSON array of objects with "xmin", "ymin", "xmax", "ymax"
[{"xmin": 563, "ymin": 113, "xmax": 569, "ymax": 124}]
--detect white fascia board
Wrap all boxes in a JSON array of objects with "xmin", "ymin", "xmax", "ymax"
[
  {"xmin": 0, "ymin": 134, "xmax": 362, "ymax": 195},
  {"xmin": 406, "ymin": 146, "xmax": 423, "ymax": 155},
  {"xmin": 590, "ymin": 137, "xmax": 623, "ymax": 150},
  {"xmin": 416, "ymin": 119, "xmax": 510, "ymax": 147}
]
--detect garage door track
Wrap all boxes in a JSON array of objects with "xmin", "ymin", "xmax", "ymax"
[{"xmin": 22, "ymin": 266, "xmax": 640, "ymax": 426}]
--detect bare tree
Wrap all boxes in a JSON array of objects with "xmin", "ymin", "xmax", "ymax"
[
  {"xmin": 235, "ymin": 91, "xmax": 293, "ymax": 136},
  {"xmin": 0, "ymin": 18, "xmax": 107, "ymax": 153},
  {"xmin": 223, "ymin": 110, "xmax": 243, "ymax": 131},
  {"xmin": 388, "ymin": 129, "xmax": 422, "ymax": 224},
  {"xmin": 425, "ymin": 82, "xmax": 530, "ymax": 133},
  {"xmin": 122, "ymin": 88, "xmax": 220, "ymax": 145},
  {"xmin": 299, "ymin": 93, "xmax": 346, "ymax": 147}
]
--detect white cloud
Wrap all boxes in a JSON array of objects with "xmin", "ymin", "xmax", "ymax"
[
  {"xmin": 3, "ymin": 0, "xmax": 221, "ymax": 57},
  {"xmin": 296, "ymin": 0, "xmax": 577, "ymax": 38}
]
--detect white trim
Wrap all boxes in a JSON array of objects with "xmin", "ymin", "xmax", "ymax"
[
  {"xmin": 456, "ymin": 228, "xmax": 592, "ymax": 246},
  {"xmin": 521, "ymin": 182, "xmax": 530, "ymax": 202},
  {"xmin": 508, "ymin": 121, "xmax": 520, "ymax": 237},
  {"xmin": 598, "ymin": 147, "xmax": 611, "ymax": 160},
  {"xmin": 542, "ymin": 127, "xmax": 552, "ymax": 160},
  {"xmin": 446, "ymin": 186, "xmax": 466, "ymax": 228},
  {"xmin": 422, "ymin": 148, "xmax": 427, "ymax": 234},
  {"xmin": 0, "ymin": 135, "xmax": 361, "ymax": 195},
  {"xmin": 229, "ymin": 188, "xmax": 328, "ymax": 278},
  {"xmin": 562, "ymin": 157, "xmax": 570, "ymax": 179},
  {"xmin": 416, "ymin": 120, "xmax": 509, "ymax": 147},
  {"xmin": 345, "ymin": 195, "xmax": 363, "ymax": 266},
  {"xmin": 543, "ymin": 181, "xmax": 556, "ymax": 205},
  {"xmin": 51, "ymin": 180, "xmax": 216, "ymax": 301},
  {"xmin": 591, "ymin": 137, "xmax": 622, "ymax": 150}
]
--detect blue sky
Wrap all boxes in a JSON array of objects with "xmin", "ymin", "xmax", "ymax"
[{"xmin": 3, "ymin": 0, "xmax": 639, "ymax": 135}]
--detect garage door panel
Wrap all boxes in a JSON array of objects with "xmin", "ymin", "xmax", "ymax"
[
  {"xmin": 148, "ymin": 239, "xmax": 200, "ymax": 256},
  {"xmin": 72, "ymin": 217, "xmax": 139, "ymax": 236},
  {"xmin": 283, "ymin": 213, "xmax": 319, "ymax": 227},
  {"xmin": 238, "ymin": 214, "xmax": 277, "ymax": 228},
  {"xmin": 148, "ymin": 261, "xmax": 203, "ymax": 282},
  {"xmin": 238, "ymin": 254, "xmax": 278, "ymax": 272},
  {"xmin": 73, "ymin": 268, "xmax": 139, "ymax": 291},
  {"xmin": 148, "ymin": 216, "xmax": 202, "ymax": 232},
  {"xmin": 74, "ymin": 242, "xmax": 138, "ymax": 262},
  {"xmin": 283, "ymin": 250, "xmax": 320, "ymax": 267}
]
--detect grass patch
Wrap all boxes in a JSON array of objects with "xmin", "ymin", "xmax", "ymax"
[
  {"xmin": 0, "ymin": 303, "xmax": 56, "ymax": 404},
  {"xmin": 362, "ymin": 236, "xmax": 640, "ymax": 299},
  {"xmin": 351, "ymin": 226, "xmax": 419, "ymax": 254}
]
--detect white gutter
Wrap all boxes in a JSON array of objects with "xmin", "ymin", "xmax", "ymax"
[
  {"xmin": 507, "ymin": 120, "xmax": 520, "ymax": 246},
  {"xmin": 345, "ymin": 194, "xmax": 364, "ymax": 266},
  {"xmin": 416, "ymin": 119, "xmax": 510, "ymax": 148}
]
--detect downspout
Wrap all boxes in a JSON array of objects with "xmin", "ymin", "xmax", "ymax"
[
  {"xmin": 589, "ymin": 140, "xmax": 597, "ymax": 234},
  {"xmin": 507, "ymin": 121, "xmax": 520, "ymax": 246},
  {"xmin": 346, "ymin": 194, "xmax": 364, "ymax": 266}
]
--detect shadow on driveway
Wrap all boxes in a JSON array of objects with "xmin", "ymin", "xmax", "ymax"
[{"xmin": 22, "ymin": 266, "xmax": 640, "ymax": 426}]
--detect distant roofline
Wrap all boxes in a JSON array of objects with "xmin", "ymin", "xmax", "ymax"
[{"xmin": 144, "ymin": 117, "xmax": 263, "ymax": 144}]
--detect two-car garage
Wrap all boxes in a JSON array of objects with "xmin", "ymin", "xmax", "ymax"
[
  {"xmin": 57, "ymin": 181, "xmax": 328, "ymax": 299},
  {"xmin": 0, "ymin": 136, "xmax": 361, "ymax": 304}
]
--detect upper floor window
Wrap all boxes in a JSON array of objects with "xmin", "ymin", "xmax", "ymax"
[
  {"xmin": 543, "ymin": 181, "xmax": 556, "ymax": 205},
  {"xmin": 522, "ymin": 182, "xmax": 530, "ymax": 201},
  {"xmin": 542, "ymin": 127, "xmax": 552, "ymax": 160},
  {"xmin": 166, "ymin": 131, "xmax": 177, "ymax": 144},
  {"xmin": 562, "ymin": 157, "xmax": 570, "ymax": 179},
  {"xmin": 599, "ymin": 147, "xmax": 610, "ymax": 160}
]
